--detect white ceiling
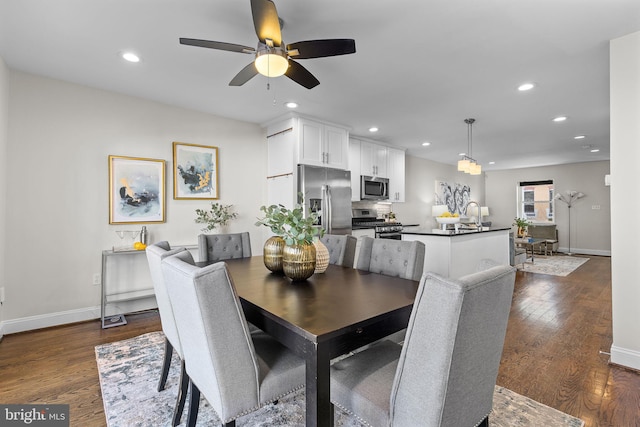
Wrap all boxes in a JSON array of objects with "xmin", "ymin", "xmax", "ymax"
[{"xmin": 1, "ymin": 0, "xmax": 639, "ymax": 170}]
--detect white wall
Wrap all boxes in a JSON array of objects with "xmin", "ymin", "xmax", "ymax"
[
  {"xmin": 391, "ymin": 155, "xmax": 485, "ymax": 228},
  {"xmin": 0, "ymin": 57, "xmax": 8, "ymax": 334},
  {"xmin": 485, "ymin": 161, "xmax": 611, "ymax": 255},
  {"xmin": 610, "ymin": 31, "xmax": 640, "ymax": 370},
  {"xmin": 2, "ymin": 70, "xmax": 266, "ymax": 333}
]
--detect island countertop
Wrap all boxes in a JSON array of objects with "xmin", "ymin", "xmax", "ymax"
[{"xmin": 401, "ymin": 226, "xmax": 511, "ymax": 236}]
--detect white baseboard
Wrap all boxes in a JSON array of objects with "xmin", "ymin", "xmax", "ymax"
[
  {"xmin": 0, "ymin": 306, "xmax": 101, "ymax": 335},
  {"xmin": 555, "ymin": 247, "xmax": 611, "ymax": 256},
  {"xmin": 610, "ymin": 345, "xmax": 640, "ymax": 371}
]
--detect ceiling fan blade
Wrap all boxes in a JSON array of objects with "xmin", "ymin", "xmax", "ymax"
[
  {"xmin": 285, "ymin": 60, "xmax": 320, "ymax": 89},
  {"xmin": 229, "ymin": 62, "xmax": 259, "ymax": 86},
  {"xmin": 287, "ymin": 39, "xmax": 356, "ymax": 59},
  {"xmin": 180, "ymin": 38, "xmax": 255, "ymax": 54},
  {"xmin": 251, "ymin": 0, "xmax": 282, "ymax": 46}
]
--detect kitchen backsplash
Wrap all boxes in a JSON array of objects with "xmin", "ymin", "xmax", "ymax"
[{"xmin": 351, "ymin": 201, "xmax": 393, "ymax": 219}]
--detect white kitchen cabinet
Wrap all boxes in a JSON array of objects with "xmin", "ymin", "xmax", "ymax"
[
  {"xmin": 298, "ymin": 118, "xmax": 349, "ymax": 170},
  {"xmin": 387, "ymin": 147, "xmax": 406, "ymax": 202},
  {"xmin": 349, "ymin": 138, "xmax": 361, "ymax": 201},
  {"xmin": 360, "ymin": 140, "xmax": 388, "ymax": 177},
  {"xmin": 267, "ymin": 126, "xmax": 295, "ymax": 177}
]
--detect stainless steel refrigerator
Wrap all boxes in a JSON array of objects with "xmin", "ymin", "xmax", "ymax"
[{"xmin": 297, "ymin": 164, "xmax": 352, "ymax": 235}]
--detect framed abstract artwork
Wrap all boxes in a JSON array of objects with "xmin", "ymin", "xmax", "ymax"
[
  {"xmin": 172, "ymin": 142, "xmax": 219, "ymax": 199},
  {"xmin": 435, "ymin": 180, "xmax": 471, "ymax": 216},
  {"xmin": 109, "ymin": 155, "xmax": 166, "ymax": 224}
]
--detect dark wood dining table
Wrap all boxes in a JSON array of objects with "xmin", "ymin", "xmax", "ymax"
[{"xmin": 215, "ymin": 256, "xmax": 418, "ymax": 427}]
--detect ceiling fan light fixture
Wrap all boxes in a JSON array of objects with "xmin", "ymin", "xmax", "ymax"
[{"xmin": 255, "ymin": 49, "xmax": 289, "ymax": 77}]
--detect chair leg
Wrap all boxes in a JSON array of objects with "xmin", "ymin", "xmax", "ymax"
[
  {"xmin": 187, "ymin": 380, "xmax": 200, "ymax": 427},
  {"xmin": 172, "ymin": 359, "xmax": 188, "ymax": 427},
  {"xmin": 478, "ymin": 415, "xmax": 489, "ymax": 427},
  {"xmin": 158, "ymin": 337, "xmax": 174, "ymax": 392}
]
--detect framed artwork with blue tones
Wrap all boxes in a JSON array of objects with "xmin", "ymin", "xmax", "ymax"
[
  {"xmin": 109, "ymin": 155, "xmax": 166, "ymax": 224},
  {"xmin": 172, "ymin": 142, "xmax": 219, "ymax": 200}
]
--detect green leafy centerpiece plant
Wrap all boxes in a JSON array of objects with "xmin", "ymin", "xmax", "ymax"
[
  {"xmin": 195, "ymin": 202, "xmax": 238, "ymax": 232},
  {"xmin": 513, "ymin": 217, "xmax": 531, "ymax": 238},
  {"xmin": 256, "ymin": 201, "xmax": 323, "ymax": 280}
]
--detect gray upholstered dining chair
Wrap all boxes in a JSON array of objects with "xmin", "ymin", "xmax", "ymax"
[
  {"xmin": 198, "ymin": 232, "xmax": 252, "ymax": 263},
  {"xmin": 161, "ymin": 250, "xmax": 306, "ymax": 427},
  {"xmin": 330, "ymin": 261, "xmax": 516, "ymax": 427},
  {"xmin": 145, "ymin": 241, "xmax": 189, "ymax": 426},
  {"xmin": 356, "ymin": 236, "xmax": 425, "ymax": 281},
  {"xmin": 320, "ymin": 234, "xmax": 357, "ymax": 268}
]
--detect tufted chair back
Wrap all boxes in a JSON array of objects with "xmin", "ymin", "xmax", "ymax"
[
  {"xmin": 330, "ymin": 260, "xmax": 516, "ymax": 427},
  {"xmin": 320, "ymin": 234, "xmax": 357, "ymax": 268},
  {"xmin": 198, "ymin": 232, "xmax": 252, "ymax": 263},
  {"xmin": 161, "ymin": 253, "xmax": 305, "ymax": 425},
  {"xmin": 356, "ymin": 236, "xmax": 425, "ymax": 281}
]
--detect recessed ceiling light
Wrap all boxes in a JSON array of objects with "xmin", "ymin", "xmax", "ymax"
[
  {"xmin": 590, "ymin": 149, "xmax": 600, "ymax": 153},
  {"xmin": 489, "ymin": 161, "xmax": 496, "ymax": 165},
  {"xmin": 285, "ymin": 102, "xmax": 298, "ymax": 109},
  {"xmin": 422, "ymin": 141, "xmax": 431, "ymax": 146},
  {"xmin": 121, "ymin": 52, "xmax": 140, "ymax": 63},
  {"xmin": 458, "ymin": 152, "xmax": 466, "ymax": 156},
  {"xmin": 518, "ymin": 82, "xmax": 535, "ymax": 91},
  {"xmin": 369, "ymin": 127, "xmax": 379, "ymax": 133},
  {"xmin": 574, "ymin": 135, "xmax": 586, "ymax": 139},
  {"xmin": 552, "ymin": 116, "xmax": 568, "ymax": 122}
]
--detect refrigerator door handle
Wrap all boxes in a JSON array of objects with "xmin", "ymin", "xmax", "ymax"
[{"xmin": 325, "ymin": 185, "xmax": 333, "ymax": 234}]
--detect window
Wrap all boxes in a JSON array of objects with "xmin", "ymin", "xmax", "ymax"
[{"xmin": 517, "ymin": 180, "xmax": 554, "ymax": 223}]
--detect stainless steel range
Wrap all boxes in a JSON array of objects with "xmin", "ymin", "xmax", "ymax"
[{"xmin": 352, "ymin": 209, "xmax": 403, "ymax": 240}]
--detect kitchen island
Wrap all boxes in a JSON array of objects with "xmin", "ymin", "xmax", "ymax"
[{"xmin": 402, "ymin": 226, "xmax": 511, "ymax": 279}]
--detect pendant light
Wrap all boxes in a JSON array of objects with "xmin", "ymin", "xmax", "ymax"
[{"xmin": 457, "ymin": 118, "xmax": 482, "ymax": 175}]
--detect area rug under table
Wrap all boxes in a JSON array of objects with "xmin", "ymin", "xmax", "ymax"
[
  {"xmin": 96, "ymin": 332, "xmax": 584, "ymax": 427},
  {"xmin": 517, "ymin": 255, "xmax": 589, "ymax": 276}
]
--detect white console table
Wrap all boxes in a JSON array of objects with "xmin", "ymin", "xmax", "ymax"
[
  {"xmin": 100, "ymin": 249, "xmax": 154, "ymax": 328},
  {"xmin": 100, "ymin": 244, "xmax": 198, "ymax": 328}
]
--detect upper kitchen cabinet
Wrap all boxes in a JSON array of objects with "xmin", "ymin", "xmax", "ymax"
[
  {"xmin": 360, "ymin": 140, "xmax": 388, "ymax": 178},
  {"xmin": 298, "ymin": 118, "xmax": 349, "ymax": 170},
  {"xmin": 266, "ymin": 116, "xmax": 350, "ymax": 174},
  {"xmin": 349, "ymin": 137, "xmax": 406, "ymax": 202},
  {"xmin": 387, "ymin": 147, "xmax": 406, "ymax": 202}
]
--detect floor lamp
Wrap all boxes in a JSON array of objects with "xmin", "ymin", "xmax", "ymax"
[{"xmin": 554, "ymin": 190, "xmax": 585, "ymax": 256}]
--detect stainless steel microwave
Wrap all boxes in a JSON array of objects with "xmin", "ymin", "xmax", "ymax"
[{"xmin": 361, "ymin": 175, "xmax": 389, "ymax": 200}]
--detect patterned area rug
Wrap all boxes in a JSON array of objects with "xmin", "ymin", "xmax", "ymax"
[
  {"xmin": 517, "ymin": 256, "xmax": 589, "ymax": 276},
  {"xmin": 96, "ymin": 332, "xmax": 585, "ymax": 427}
]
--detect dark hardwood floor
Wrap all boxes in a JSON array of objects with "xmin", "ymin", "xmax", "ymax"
[{"xmin": 1, "ymin": 255, "xmax": 638, "ymax": 426}]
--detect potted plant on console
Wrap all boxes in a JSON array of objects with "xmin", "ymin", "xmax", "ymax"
[
  {"xmin": 256, "ymin": 200, "xmax": 324, "ymax": 281},
  {"xmin": 194, "ymin": 202, "xmax": 238, "ymax": 233},
  {"xmin": 513, "ymin": 217, "xmax": 531, "ymax": 238}
]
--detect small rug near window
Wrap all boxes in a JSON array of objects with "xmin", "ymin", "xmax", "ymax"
[
  {"xmin": 517, "ymin": 256, "xmax": 589, "ymax": 276},
  {"xmin": 96, "ymin": 332, "xmax": 584, "ymax": 427}
]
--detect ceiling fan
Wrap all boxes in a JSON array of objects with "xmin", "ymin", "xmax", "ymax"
[{"xmin": 179, "ymin": 0, "xmax": 356, "ymax": 89}]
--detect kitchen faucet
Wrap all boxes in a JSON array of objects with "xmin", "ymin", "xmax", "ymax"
[{"xmin": 465, "ymin": 201, "xmax": 482, "ymax": 229}]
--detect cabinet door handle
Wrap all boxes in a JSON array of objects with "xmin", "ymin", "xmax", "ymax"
[{"xmin": 325, "ymin": 152, "xmax": 329, "ymax": 164}]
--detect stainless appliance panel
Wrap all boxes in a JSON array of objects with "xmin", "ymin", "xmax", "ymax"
[
  {"xmin": 360, "ymin": 175, "xmax": 389, "ymax": 200},
  {"xmin": 298, "ymin": 164, "xmax": 352, "ymax": 235}
]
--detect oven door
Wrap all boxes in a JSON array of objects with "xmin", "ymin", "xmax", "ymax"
[{"xmin": 376, "ymin": 231, "xmax": 402, "ymax": 240}]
